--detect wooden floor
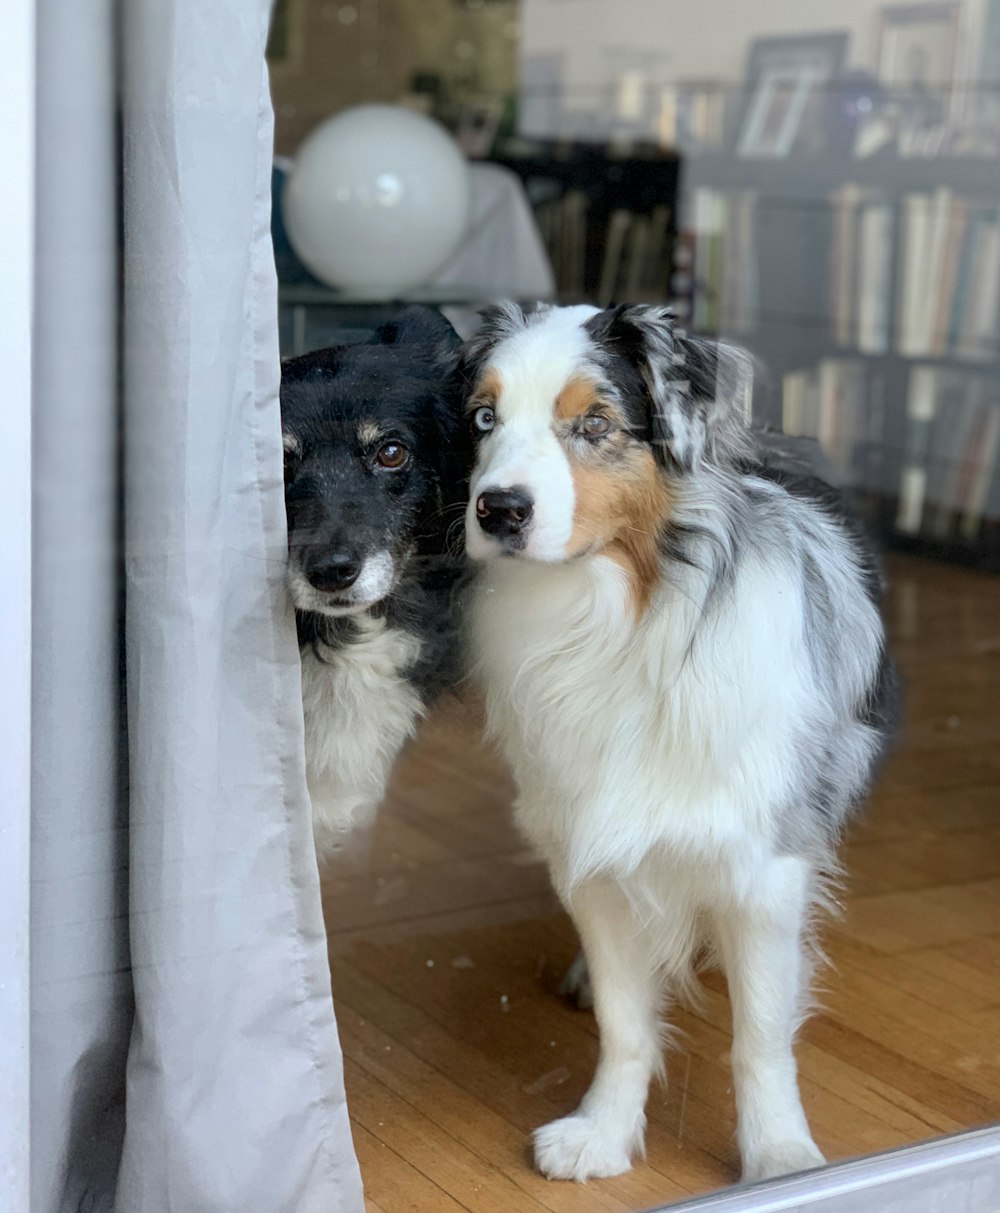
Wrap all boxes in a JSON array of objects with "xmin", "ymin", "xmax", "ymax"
[{"xmin": 322, "ymin": 554, "xmax": 1000, "ymax": 1212}]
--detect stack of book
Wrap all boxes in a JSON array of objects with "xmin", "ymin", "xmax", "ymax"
[
  {"xmin": 656, "ymin": 85, "xmax": 728, "ymax": 153},
  {"xmin": 533, "ymin": 188, "xmax": 589, "ymax": 301},
  {"xmin": 781, "ymin": 359, "xmax": 885, "ymax": 489},
  {"xmin": 690, "ymin": 187, "xmax": 758, "ymax": 334},
  {"xmin": 895, "ymin": 366, "xmax": 1000, "ymax": 540},
  {"xmin": 783, "ymin": 359, "xmax": 1000, "ymax": 540},
  {"xmin": 895, "ymin": 189, "xmax": 1000, "ymax": 360},
  {"xmin": 830, "ymin": 185, "xmax": 894, "ymax": 354},
  {"xmin": 596, "ymin": 203, "xmax": 674, "ymax": 306}
]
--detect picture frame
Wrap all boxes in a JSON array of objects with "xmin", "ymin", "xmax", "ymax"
[
  {"xmin": 737, "ymin": 33, "xmax": 849, "ymax": 159},
  {"xmin": 876, "ymin": 4, "xmax": 961, "ymax": 124},
  {"xmin": 953, "ymin": 0, "xmax": 1000, "ymax": 130}
]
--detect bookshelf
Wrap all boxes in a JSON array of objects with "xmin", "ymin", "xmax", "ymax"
[
  {"xmin": 490, "ymin": 141, "xmax": 681, "ymax": 306},
  {"xmin": 679, "ymin": 154, "xmax": 1000, "ymax": 571}
]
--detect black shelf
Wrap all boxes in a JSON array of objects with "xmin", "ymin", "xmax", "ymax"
[
  {"xmin": 883, "ymin": 528, "xmax": 1000, "ymax": 573},
  {"xmin": 736, "ymin": 331, "xmax": 1000, "ymax": 377}
]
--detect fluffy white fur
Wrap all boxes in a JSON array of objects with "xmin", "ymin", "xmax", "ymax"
[
  {"xmin": 464, "ymin": 304, "xmax": 890, "ymax": 1184},
  {"xmin": 301, "ymin": 615, "xmax": 423, "ymax": 859}
]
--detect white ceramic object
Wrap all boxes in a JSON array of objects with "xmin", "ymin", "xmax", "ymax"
[{"xmin": 282, "ymin": 104, "xmax": 472, "ymax": 296}]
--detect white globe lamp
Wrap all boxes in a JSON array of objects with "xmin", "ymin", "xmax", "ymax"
[{"xmin": 282, "ymin": 104, "xmax": 472, "ymax": 297}]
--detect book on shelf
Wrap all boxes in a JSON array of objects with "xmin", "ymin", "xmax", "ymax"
[
  {"xmin": 782, "ymin": 360, "xmax": 1000, "ymax": 542},
  {"xmin": 830, "ymin": 185, "xmax": 893, "ymax": 354},
  {"xmin": 657, "ymin": 84, "xmax": 727, "ymax": 153},
  {"xmin": 895, "ymin": 190, "xmax": 1000, "ymax": 360},
  {"xmin": 781, "ymin": 358, "xmax": 873, "ymax": 488},
  {"xmin": 557, "ymin": 189, "xmax": 588, "ymax": 299},
  {"xmin": 895, "ymin": 366, "xmax": 1000, "ymax": 539},
  {"xmin": 689, "ymin": 187, "xmax": 758, "ymax": 335},
  {"xmin": 896, "ymin": 365, "xmax": 939, "ymax": 532},
  {"xmin": 596, "ymin": 204, "xmax": 674, "ymax": 306},
  {"xmin": 960, "ymin": 402, "xmax": 1000, "ymax": 540}
]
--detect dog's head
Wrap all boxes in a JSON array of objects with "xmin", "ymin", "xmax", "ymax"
[
  {"xmin": 457, "ymin": 302, "xmax": 753, "ymax": 595},
  {"xmin": 281, "ymin": 305, "xmax": 462, "ymax": 617}
]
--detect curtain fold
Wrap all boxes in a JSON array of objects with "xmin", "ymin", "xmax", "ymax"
[
  {"xmin": 117, "ymin": 1, "xmax": 362, "ymax": 1208},
  {"xmin": 31, "ymin": 2, "xmax": 128, "ymax": 1209},
  {"xmin": 27, "ymin": 0, "xmax": 363, "ymax": 1208}
]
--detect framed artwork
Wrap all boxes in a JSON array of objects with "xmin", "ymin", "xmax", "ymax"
[
  {"xmin": 737, "ymin": 33, "xmax": 849, "ymax": 158},
  {"xmin": 876, "ymin": 3, "xmax": 960, "ymax": 123},
  {"xmin": 953, "ymin": 0, "xmax": 1000, "ymax": 129}
]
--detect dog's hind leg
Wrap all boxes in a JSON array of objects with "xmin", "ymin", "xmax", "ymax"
[
  {"xmin": 534, "ymin": 877, "xmax": 663, "ymax": 1182},
  {"xmin": 712, "ymin": 854, "xmax": 826, "ymax": 1183}
]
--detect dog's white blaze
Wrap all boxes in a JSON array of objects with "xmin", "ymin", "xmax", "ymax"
[
  {"xmin": 466, "ymin": 420, "xmax": 575, "ymax": 562},
  {"xmin": 467, "ymin": 305, "xmax": 599, "ymax": 563},
  {"xmin": 301, "ymin": 615, "xmax": 423, "ymax": 859}
]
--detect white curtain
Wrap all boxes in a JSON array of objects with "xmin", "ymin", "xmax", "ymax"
[{"xmin": 23, "ymin": 1, "xmax": 364, "ymax": 1209}]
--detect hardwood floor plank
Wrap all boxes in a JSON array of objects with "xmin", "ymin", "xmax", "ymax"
[
  {"xmin": 346, "ymin": 1058, "xmax": 551, "ymax": 1213},
  {"xmin": 337, "ymin": 997, "xmax": 641, "ymax": 1213},
  {"xmin": 353, "ymin": 1121, "xmax": 472, "ymax": 1213},
  {"xmin": 836, "ymin": 878, "xmax": 1000, "ymax": 954}
]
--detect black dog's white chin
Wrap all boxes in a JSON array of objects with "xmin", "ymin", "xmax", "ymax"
[
  {"xmin": 293, "ymin": 591, "xmax": 385, "ymax": 618},
  {"xmin": 288, "ymin": 553, "xmax": 398, "ymax": 617}
]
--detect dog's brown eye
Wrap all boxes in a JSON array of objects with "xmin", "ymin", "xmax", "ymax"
[
  {"xmin": 376, "ymin": 441, "xmax": 408, "ymax": 469},
  {"xmin": 582, "ymin": 415, "xmax": 611, "ymax": 438}
]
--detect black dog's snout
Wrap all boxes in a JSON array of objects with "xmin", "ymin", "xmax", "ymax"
[
  {"xmin": 476, "ymin": 487, "xmax": 534, "ymax": 537},
  {"xmin": 305, "ymin": 552, "xmax": 362, "ymax": 593}
]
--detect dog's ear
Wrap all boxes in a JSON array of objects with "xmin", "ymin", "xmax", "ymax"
[
  {"xmin": 371, "ymin": 305, "xmax": 461, "ymax": 357},
  {"xmin": 452, "ymin": 301, "xmax": 528, "ymax": 394},
  {"xmin": 586, "ymin": 304, "xmax": 754, "ymax": 474}
]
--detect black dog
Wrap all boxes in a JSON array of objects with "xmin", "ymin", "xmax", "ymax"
[{"xmin": 280, "ymin": 306, "xmax": 466, "ymax": 859}]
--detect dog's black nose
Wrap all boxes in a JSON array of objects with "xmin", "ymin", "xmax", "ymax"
[
  {"xmin": 476, "ymin": 487, "xmax": 534, "ymax": 537},
  {"xmin": 305, "ymin": 553, "xmax": 361, "ymax": 592}
]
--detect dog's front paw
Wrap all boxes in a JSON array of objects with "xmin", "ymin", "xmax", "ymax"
[
  {"xmin": 741, "ymin": 1138, "xmax": 825, "ymax": 1183},
  {"xmin": 533, "ymin": 1115, "xmax": 636, "ymax": 1181}
]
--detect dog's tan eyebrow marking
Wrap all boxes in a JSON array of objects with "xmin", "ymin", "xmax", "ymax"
[
  {"xmin": 465, "ymin": 368, "xmax": 503, "ymax": 414},
  {"xmin": 357, "ymin": 420, "xmax": 383, "ymax": 446},
  {"xmin": 555, "ymin": 376, "xmax": 603, "ymax": 421}
]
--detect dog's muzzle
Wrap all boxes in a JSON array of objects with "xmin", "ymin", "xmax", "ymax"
[
  {"xmin": 475, "ymin": 486, "xmax": 534, "ymax": 542},
  {"xmin": 303, "ymin": 549, "xmax": 361, "ymax": 592},
  {"xmin": 289, "ymin": 546, "xmax": 396, "ymax": 615}
]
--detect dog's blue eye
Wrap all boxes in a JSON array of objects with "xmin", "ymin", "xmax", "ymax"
[
  {"xmin": 582, "ymin": 414, "xmax": 611, "ymax": 438},
  {"xmin": 473, "ymin": 406, "xmax": 496, "ymax": 433}
]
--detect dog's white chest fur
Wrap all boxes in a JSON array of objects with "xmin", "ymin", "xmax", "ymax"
[
  {"xmin": 471, "ymin": 553, "xmax": 829, "ymax": 892},
  {"xmin": 300, "ymin": 616, "xmax": 423, "ymax": 857}
]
